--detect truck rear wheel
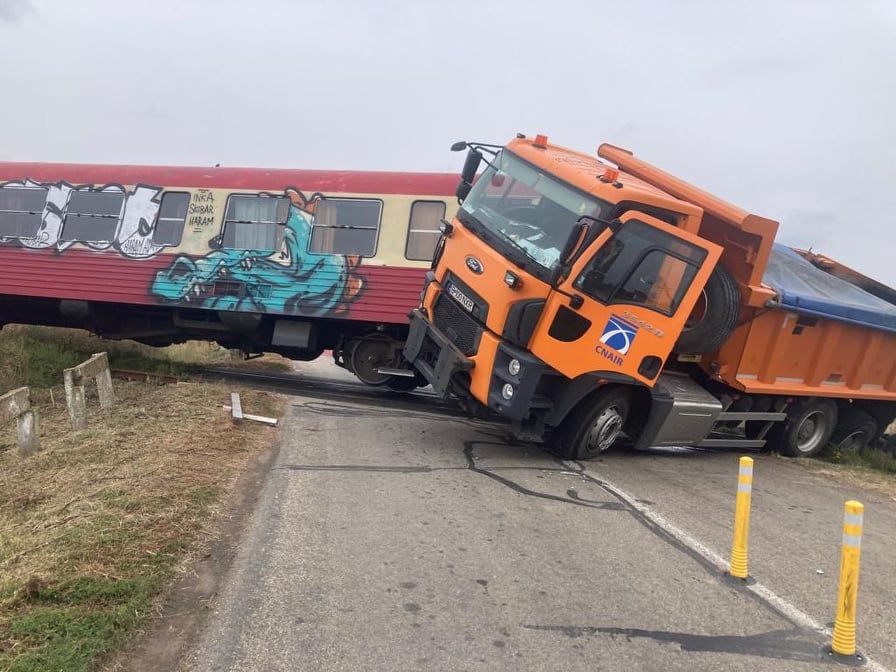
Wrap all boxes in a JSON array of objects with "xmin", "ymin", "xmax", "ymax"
[
  {"xmin": 830, "ymin": 407, "xmax": 878, "ymax": 452},
  {"xmin": 559, "ymin": 387, "xmax": 630, "ymax": 460},
  {"xmin": 674, "ymin": 265, "xmax": 740, "ymax": 355},
  {"xmin": 770, "ymin": 398, "xmax": 838, "ymax": 458}
]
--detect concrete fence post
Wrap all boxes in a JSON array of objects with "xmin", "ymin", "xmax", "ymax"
[
  {"xmin": 63, "ymin": 368, "xmax": 86, "ymax": 430},
  {"xmin": 0, "ymin": 386, "xmax": 40, "ymax": 457},
  {"xmin": 63, "ymin": 352, "xmax": 115, "ymax": 430},
  {"xmin": 95, "ymin": 361, "xmax": 115, "ymax": 409}
]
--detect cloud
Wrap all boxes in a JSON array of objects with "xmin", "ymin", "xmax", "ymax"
[
  {"xmin": 0, "ymin": 0, "xmax": 892, "ymax": 285},
  {"xmin": 0, "ymin": 0, "xmax": 34, "ymax": 22}
]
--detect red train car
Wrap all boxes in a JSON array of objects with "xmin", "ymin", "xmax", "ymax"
[{"xmin": 0, "ymin": 162, "xmax": 458, "ymax": 388}]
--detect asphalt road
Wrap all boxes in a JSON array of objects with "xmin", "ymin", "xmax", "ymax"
[{"xmin": 180, "ymin": 360, "xmax": 896, "ymax": 672}]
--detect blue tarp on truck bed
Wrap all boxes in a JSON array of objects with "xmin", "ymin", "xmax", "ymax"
[{"xmin": 762, "ymin": 244, "xmax": 896, "ymax": 333}]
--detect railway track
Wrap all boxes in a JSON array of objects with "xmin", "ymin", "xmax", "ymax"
[{"xmin": 198, "ymin": 367, "xmax": 472, "ymax": 419}]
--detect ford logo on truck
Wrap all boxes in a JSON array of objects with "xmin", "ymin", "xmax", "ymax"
[{"xmin": 465, "ymin": 256, "xmax": 484, "ymax": 274}]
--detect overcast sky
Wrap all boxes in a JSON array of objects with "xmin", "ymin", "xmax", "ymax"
[{"xmin": 1, "ymin": 0, "xmax": 894, "ymax": 285}]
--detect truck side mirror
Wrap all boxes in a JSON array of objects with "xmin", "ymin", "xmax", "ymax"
[
  {"xmin": 455, "ymin": 150, "xmax": 482, "ymax": 204},
  {"xmin": 552, "ymin": 220, "xmax": 590, "ymax": 283},
  {"xmin": 461, "ymin": 150, "xmax": 482, "ymax": 183},
  {"xmin": 560, "ymin": 221, "xmax": 588, "ymax": 265}
]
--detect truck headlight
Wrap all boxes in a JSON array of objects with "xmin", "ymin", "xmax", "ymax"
[
  {"xmin": 508, "ymin": 359, "xmax": 521, "ymax": 376},
  {"xmin": 501, "ymin": 383, "xmax": 515, "ymax": 400}
]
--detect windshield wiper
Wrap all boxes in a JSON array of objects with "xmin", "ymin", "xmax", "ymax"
[
  {"xmin": 495, "ymin": 228, "xmax": 533, "ymax": 260},
  {"xmin": 456, "ymin": 209, "xmax": 545, "ymax": 279}
]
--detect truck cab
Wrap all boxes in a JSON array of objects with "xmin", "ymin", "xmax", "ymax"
[{"xmin": 405, "ymin": 135, "xmax": 896, "ymax": 459}]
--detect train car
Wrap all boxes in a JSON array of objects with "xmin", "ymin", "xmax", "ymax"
[{"xmin": 0, "ymin": 162, "xmax": 458, "ymax": 388}]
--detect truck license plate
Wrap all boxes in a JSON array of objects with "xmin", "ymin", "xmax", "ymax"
[{"xmin": 446, "ymin": 281, "xmax": 474, "ymax": 312}]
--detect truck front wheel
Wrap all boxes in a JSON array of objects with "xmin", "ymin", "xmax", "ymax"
[
  {"xmin": 771, "ymin": 398, "xmax": 838, "ymax": 458},
  {"xmin": 559, "ymin": 387, "xmax": 630, "ymax": 460}
]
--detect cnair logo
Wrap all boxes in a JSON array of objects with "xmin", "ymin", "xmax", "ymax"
[{"xmin": 599, "ymin": 314, "xmax": 639, "ymax": 356}]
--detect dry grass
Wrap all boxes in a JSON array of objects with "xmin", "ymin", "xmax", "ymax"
[
  {"xmin": 0, "ymin": 324, "xmax": 292, "ymax": 393},
  {"xmin": 0, "ymin": 324, "xmax": 290, "ymax": 670},
  {"xmin": 0, "ymin": 379, "xmax": 284, "ymax": 671},
  {"xmin": 797, "ymin": 460, "xmax": 896, "ymax": 501}
]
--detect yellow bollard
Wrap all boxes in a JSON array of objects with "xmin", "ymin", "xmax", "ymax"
[
  {"xmin": 831, "ymin": 500, "xmax": 864, "ymax": 658},
  {"xmin": 728, "ymin": 456, "xmax": 753, "ymax": 579}
]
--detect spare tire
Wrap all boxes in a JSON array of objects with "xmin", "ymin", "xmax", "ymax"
[{"xmin": 675, "ymin": 264, "xmax": 740, "ymax": 355}]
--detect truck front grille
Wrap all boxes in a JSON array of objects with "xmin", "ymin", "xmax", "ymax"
[{"xmin": 432, "ymin": 292, "xmax": 481, "ymax": 355}]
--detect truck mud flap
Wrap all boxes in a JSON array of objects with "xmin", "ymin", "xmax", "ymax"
[{"xmin": 404, "ymin": 309, "xmax": 473, "ymax": 398}]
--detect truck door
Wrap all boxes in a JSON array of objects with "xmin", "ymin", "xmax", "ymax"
[{"xmin": 528, "ymin": 212, "xmax": 723, "ymax": 386}]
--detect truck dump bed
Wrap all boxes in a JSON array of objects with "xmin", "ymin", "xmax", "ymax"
[
  {"xmin": 713, "ymin": 245, "xmax": 896, "ymax": 401},
  {"xmin": 763, "ymin": 245, "xmax": 896, "ymax": 332}
]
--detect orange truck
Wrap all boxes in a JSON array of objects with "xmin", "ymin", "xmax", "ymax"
[{"xmin": 404, "ymin": 134, "xmax": 896, "ymax": 459}]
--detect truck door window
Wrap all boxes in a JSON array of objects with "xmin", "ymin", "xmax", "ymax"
[{"xmin": 574, "ymin": 219, "xmax": 706, "ymax": 315}]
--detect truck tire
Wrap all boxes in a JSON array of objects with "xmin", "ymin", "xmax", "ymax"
[
  {"xmin": 769, "ymin": 398, "xmax": 838, "ymax": 458},
  {"xmin": 883, "ymin": 434, "xmax": 896, "ymax": 457},
  {"xmin": 674, "ymin": 265, "xmax": 740, "ymax": 355},
  {"xmin": 830, "ymin": 407, "xmax": 878, "ymax": 452},
  {"xmin": 559, "ymin": 387, "xmax": 630, "ymax": 460},
  {"xmin": 386, "ymin": 371, "xmax": 427, "ymax": 392}
]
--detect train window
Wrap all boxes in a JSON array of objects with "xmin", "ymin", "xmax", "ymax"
[
  {"xmin": 221, "ymin": 195, "xmax": 290, "ymax": 251},
  {"xmin": 153, "ymin": 192, "xmax": 190, "ymax": 246},
  {"xmin": 60, "ymin": 190, "xmax": 125, "ymax": 242},
  {"xmin": 0, "ymin": 185, "xmax": 48, "ymax": 238},
  {"xmin": 405, "ymin": 200, "xmax": 446, "ymax": 261},
  {"xmin": 310, "ymin": 198, "xmax": 382, "ymax": 256}
]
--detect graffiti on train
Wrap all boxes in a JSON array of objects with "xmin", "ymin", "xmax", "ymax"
[
  {"xmin": 150, "ymin": 189, "xmax": 363, "ymax": 317},
  {"xmin": 0, "ymin": 179, "xmax": 167, "ymax": 258}
]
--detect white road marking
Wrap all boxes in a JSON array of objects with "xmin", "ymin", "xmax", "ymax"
[{"xmin": 562, "ymin": 460, "xmax": 889, "ymax": 672}]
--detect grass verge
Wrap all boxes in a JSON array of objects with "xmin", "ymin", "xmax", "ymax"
[
  {"xmin": 0, "ymin": 324, "xmax": 291, "ymax": 392},
  {"xmin": 0, "ymin": 326, "xmax": 285, "ymax": 672}
]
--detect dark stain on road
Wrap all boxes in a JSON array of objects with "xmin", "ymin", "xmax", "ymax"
[{"xmin": 523, "ymin": 624, "xmax": 825, "ymax": 663}]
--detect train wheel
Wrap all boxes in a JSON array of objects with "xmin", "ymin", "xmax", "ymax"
[
  {"xmin": 830, "ymin": 407, "xmax": 878, "ymax": 452},
  {"xmin": 771, "ymin": 398, "xmax": 838, "ymax": 458},
  {"xmin": 349, "ymin": 335, "xmax": 394, "ymax": 386},
  {"xmin": 560, "ymin": 387, "xmax": 630, "ymax": 460}
]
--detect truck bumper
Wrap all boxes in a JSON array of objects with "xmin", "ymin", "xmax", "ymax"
[
  {"xmin": 404, "ymin": 309, "xmax": 473, "ymax": 398},
  {"xmin": 485, "ymin": 341, "xmax": 553, "ymax": 423}
]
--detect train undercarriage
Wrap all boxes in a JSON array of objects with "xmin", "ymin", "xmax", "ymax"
[{"xmin": 0, "ymin": 294, "xmax": 425, "ymax": 390}]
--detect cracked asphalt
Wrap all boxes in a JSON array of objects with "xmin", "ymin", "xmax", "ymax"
[{"xmin": 179, "ymin": 363, "xmax": 896, "ymax": 672}]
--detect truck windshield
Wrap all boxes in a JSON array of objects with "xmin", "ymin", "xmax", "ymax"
[{"xmin": 460, "ymin": 151, "xmax": 607, "ymax": 274}]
